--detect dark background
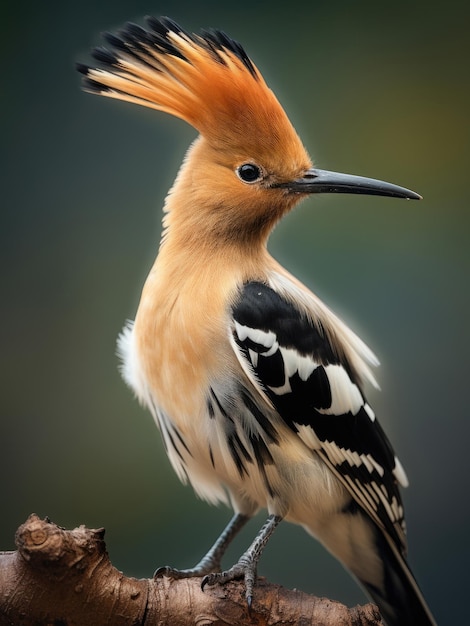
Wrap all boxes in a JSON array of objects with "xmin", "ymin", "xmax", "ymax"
[{"xmin": 2, "ymin": 1, "xmax": 469, "ymax": 623}]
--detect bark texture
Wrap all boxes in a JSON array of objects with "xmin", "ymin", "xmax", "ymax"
[{"xmin": 0, "ymin": 514, "xmax": 384, "ymax": 626}]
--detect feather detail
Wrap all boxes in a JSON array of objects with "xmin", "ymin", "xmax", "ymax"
[
  {"xmin": 231, "ymin": 279, "xmax": 407, "ymax": 552},
  {"xmin": 78, "ymin": 17, "xmax": 308, "ymax": 169}
]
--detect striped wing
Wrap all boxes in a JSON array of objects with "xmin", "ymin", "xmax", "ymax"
[{"xmin": 231, "ymin": 280, "xmax": 408, "ymax": 553}]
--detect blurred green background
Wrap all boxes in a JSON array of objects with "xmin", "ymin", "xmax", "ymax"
[{"xmin": 2, "ymin": 1, "xmax": 468, "ymax": 623}]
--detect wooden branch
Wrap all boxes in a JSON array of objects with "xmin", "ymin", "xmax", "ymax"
[{"xmin": 0, "ymin": 514, "xmax": 383, "ymax": 625}]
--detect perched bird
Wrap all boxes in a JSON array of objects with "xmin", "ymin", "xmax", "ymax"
[{"xmin": 78, "ymin": 16, "xmax": 436, "ymax": 626}]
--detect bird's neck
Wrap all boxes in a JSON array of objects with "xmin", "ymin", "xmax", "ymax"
[
  {"xmin": 141, "ymin": 186, "xmax": 275, "ymax": 318},
  {"xmin": 153, "ymin": 223, "xmax": 271, "ymax": 292},
  {"xmin": 155, "ymin": 184, "xmax": 274, "ymax": 286}
]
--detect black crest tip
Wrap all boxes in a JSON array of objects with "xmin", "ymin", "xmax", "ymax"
[
  {"xmin": 102, "ymin": 31, "xmax": 128, "ymax": 52},
  {"xmin": 145, "ymin": 15, "xmax": 194, "ymax": 42},
  {"xmin": 76, "ymin": 62, "xmax": 91, "ymax": 76},
  {"xmin": 81, "ymin": 76, "xmax": 109, "ymax": 95},
  {"xmin": 91, "ymin": 46, "xmax": 119, "ymax": 67},
  {"xmin": 200, "ymin": 28, "xmax": 258, "ymax": 79},
  {"xmin": 123, "ymin": 21, "xmax": 148, "ymax": 39}
]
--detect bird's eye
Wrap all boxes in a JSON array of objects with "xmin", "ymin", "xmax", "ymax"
[{"xmin": 236, "ymin": 163, "xmax": 262, "ymax": 184}]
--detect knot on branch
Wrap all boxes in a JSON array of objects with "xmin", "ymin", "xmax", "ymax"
[{"xmin": 15, "ymin": 513, "xmax": 106, "ymax": 572}]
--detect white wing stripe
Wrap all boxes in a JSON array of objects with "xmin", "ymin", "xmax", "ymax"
[
  {"xmin": 248, "ymin": 349, "xmax": 259, "ymax": 368},
  {"xmin": 279, "ymin": 346, "xmax": 303, "ymax": 379},
  {"xmin": 317, "ymin": 364, "xmax": 364, "ymax": 416},
  {"xmin": 364, "ymin": 403, "xmax": 376, "ymax": 422},
  {"xmin": 393, "ymin": 456, "xmax": 409, "ymax": 488},
  {"xmin": 234, "ymin": 321, "xmax": 276, "ymax": 348}
]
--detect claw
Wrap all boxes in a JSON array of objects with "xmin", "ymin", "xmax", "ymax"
[
  {"xmin": 154, "ymin": 564, "xmax": 217, "ymax": 580},
  {"xmin": 154, "ymin": 565, "xmax": 169, "ymax": 578},
  {"xmin": 154, "ymin": 565, "xmax": 187, "ymax": 579}
]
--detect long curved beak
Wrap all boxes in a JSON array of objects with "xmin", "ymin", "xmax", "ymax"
[{"xmin": 278, "ymin": 167, "xmax": 422, "ymax": 200}]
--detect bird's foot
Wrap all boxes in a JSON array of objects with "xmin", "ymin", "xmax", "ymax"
[
  {"xmin": 200, "ymin": 514, "xmax": 282, "ymax": 608},
  {"xmin": 201, "ymin": 552, "xmax": 258, "ymax": 608},
  {"xmin": 154, "ymin": 513, "xmax": 250, "ymax": 581}
]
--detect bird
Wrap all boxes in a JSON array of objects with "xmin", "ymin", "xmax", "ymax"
[{"xmin": 77, "ymin": 16, "xmax": 437, "ymax": 626}]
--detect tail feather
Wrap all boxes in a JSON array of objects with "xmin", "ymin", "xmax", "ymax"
[
  {"xmin": 351, "ymin": 513, "xmax": 436, "ymax": 626},
  {"xmin": 311, "ymin": 507, "xmax": 437, "ymax": 626},
  {"xmin": 361, "ymin": 535, "xmax": 436, "ymax": 626}
]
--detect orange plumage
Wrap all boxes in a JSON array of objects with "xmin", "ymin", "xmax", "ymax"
[{"xmin": 78, "ymin": 17, "xmax": 435, "ymax": 626}]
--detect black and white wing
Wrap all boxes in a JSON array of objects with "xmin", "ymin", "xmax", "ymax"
[{"xmin": 230, "ymin": 280, "xmax": 409, "ymax": 553}]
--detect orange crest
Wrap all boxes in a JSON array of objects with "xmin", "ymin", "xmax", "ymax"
[{"xmin": 78, "ymin": 17, "xmax": 307, "ymax": 162}]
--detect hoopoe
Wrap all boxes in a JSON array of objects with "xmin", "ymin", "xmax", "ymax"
[{"xmin": 78, "ymin": 16, "xmax": 436, "ymax": 626}]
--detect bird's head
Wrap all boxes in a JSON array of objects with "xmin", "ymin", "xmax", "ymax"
[{"xmin": 78, "ymin": 17, "xmax": 420, "ymax": 246}]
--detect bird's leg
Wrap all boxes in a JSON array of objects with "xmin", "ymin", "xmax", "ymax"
[
  {"xmin": 154, "ymin": 512, "xmax": 249, "ymax": 579},
  {"xmin": 201, "ymin": 514, "xmax": 282, "ymax": 607}
]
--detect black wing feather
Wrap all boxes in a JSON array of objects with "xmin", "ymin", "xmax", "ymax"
[{"xmin": 232, "ymin": 280, "xmax": 407, "ymax": 552}]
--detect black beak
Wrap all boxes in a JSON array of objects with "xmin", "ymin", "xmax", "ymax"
[{"xmin": 278, "ymin": 167, "xmax": 422, "ymax": 200}]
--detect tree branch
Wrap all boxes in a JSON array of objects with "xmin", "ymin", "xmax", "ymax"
[{"xmin": 0, "ymin": 514, "xmax": 383, "ymax": 625}]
